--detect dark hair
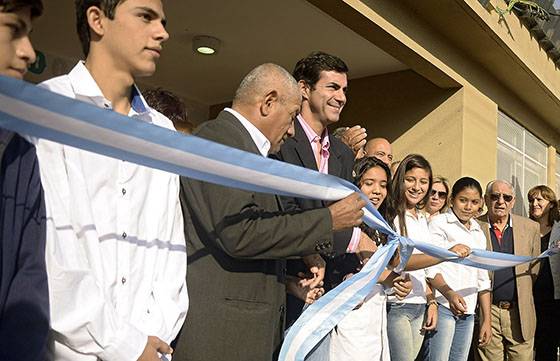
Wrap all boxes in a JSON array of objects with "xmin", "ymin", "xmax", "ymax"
[
  {"xmin": 292, "ymin": 51, "xmax": 348, "ymax": 88},
  {"xmin": 389, "ymin": 154, "xmax": 432, "ymax": 237},
  {"xmin": 451, "ymin": 176, "xmax": 482, "ymax": 199},
  {"xmin": 143, "ymin": 88, "xmax": 194, "ymax": 134},
  {"xmin": 353, "ymin": 157, "xmax": 395, "ymax": 250},
  {"xmin": 353, "ymin": 156, "xmax": 394, "ymax": 223},
  {"xmin": 75, "ymin": 0, "xmax": 124, "ymax": 56},
  {"xmin": 528, "ymin": 185, "xmax": 560, "ymax": 226},
  {"xmin": 1, "ymin": 0, "xmax": 43, "ymax": 17}
]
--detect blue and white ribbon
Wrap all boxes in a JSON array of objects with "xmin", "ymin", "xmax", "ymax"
[{"xmin": 0, "ymin": 76, "xmax": 557, "ymax": 361}]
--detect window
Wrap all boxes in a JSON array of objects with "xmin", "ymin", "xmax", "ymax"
[{"xmin": 497, "ymin": 111, "xmax": 547, "ymax": 216}]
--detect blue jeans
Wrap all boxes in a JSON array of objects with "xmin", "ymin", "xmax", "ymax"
[
  {"xmin": 387, "ymin": 302, "xmax": 426, "ymax": 361},
  {"xmin": 427, "ymin": 305, "xmax": 474, "ymax": 361}
]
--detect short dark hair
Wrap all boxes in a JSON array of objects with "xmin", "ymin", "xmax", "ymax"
[
  {"xmin": 0, "ymin": 0, "xmax": 43, "ymax": 17},
  {"xmin": 75, "ymin": 0, "xmax": 124, "ymax": 56},
  {"xmin": 143, "ymin": 88, "xmax": 193, "ymax": 134},
  {"xmin": 292, "ymin": 51, "xmax": 348, "ymax": 88}
]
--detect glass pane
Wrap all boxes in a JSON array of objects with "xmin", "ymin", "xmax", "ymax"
[
  {"xmin": 497, "ymin": 142, "xmax": 521, "ymax": 186},
  {"xmin": 524, "ymin": 132, "xmax": 547, "ymax": 165},
  {"xmin": 498, "ymin": 112, "xmax": 523, "ymax": 151}
]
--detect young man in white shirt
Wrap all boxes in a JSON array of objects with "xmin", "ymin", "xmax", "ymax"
[{"xmin": 33, "ymin": 1, "xmax": 188, "ymax": 360}]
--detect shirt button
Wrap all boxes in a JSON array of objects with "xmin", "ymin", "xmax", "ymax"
[
  {"xmin": 121, "ymin": 188, "xmax": 126, "ymax": 195},
  {"xmin": 104, "ymin": 103, "xmax": 110, "ymax": 108},
  {"xmin": 122, "ymin": 232, "xmax": 127, "ymax": 239},
  {"xmin": 121, "ymin": 277, "xmax": 126, "ymax": 284}
]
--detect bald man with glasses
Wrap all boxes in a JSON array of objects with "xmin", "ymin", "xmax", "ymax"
[{"xmin": 475, "ymin": 180, "xmax": 541, "ymax": 361}]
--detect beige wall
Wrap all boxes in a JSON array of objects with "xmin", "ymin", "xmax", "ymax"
[{"xmin": 338, "ymin": 70, "xmax": 498, "ymax": 186}]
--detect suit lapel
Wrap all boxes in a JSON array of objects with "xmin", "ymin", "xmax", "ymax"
[
  {"xmin": 328, "ymin": 141, "xmax": 343, "ymax": 177},
  {"xmin": 216, "ymin": 111, "xmax": 262, "ymax": 155},
  {"xmin": 292, "ymin": 119, "xmax": 319, "ymax": 171},
  {"xmin": 512, "ymin": 215, "xmax": 526, "ymax": 277},
  {"xmin": 477, "ymin": 215, "xmax": 494, "ymax": 284}
]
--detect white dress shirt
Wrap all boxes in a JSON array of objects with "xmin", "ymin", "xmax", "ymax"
[
  {"xmin": 428, "ymin": 209, "xmax": 491, "ymax": 314},
  {"xmin": 225, "ymin": 108, "xmax": 270, "ymax": 156},
  {"xmin": 388, "ymin": 210, "xmax": 431, "ymax": 304},
  {"xmin": 34, "ymin": 62, "xmax": 188, "ymax": 361}
]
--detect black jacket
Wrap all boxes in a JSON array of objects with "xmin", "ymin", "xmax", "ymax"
[{"xmin": 0, "ymin": 129, "xmax": 48, "ymax": 361}]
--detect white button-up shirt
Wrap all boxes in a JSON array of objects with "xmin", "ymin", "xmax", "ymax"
[
  {"xmin": 428, "ymin": 209, "xmax": 491, "ymax": 314},
  {"xmin": 33, "ymin": 62, "xmax": 188, "ymax": 361},
  {"xmin": 225, "ymin": 107, "xmax": 270, "ymax": 156},
  {"xmin": 389, "ymin": 210, "xmax": 431, "ymax": 304}
]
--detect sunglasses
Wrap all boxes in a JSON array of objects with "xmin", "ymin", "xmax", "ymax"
[
  {"xmin": 430, "ymin": 189, "xmax": 447, "ymax": 199},
  {"xmin": 489, "ymin": 193, "xmax": 514, "ymax": 202}
]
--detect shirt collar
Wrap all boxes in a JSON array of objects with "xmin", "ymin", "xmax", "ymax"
[
  {"xmin": 67, "ymin": 61, "xmax": 149, "ymax": 115},
  {"xmin": 487, "ymin": 214, "xmax": 512, "ymax": 229},
  {"xmin": 297, "ymin": 114, "xmax": 330, "ymax": 149},
  {"xmin": 405, "ymin": 209, "xmax": 427, "ymax": 221},
  {"xmin": 445, "ymin": 208, "xmax": 481, "ymax": 231},
  {"xmin": 225, "ymin": 108, "xmax": 271, "ymax": 157}
]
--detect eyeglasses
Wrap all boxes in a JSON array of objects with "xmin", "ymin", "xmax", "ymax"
[
  {"xmin": 489, "ymin": 193, "xmax": 513, "ymax": 202},
  {"xmin": 430, "ymin": 189, "xmax": 447, "ymax": 199}
]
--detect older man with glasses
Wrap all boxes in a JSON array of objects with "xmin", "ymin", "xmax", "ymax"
[{"xmin": 475, "ymin": 180, "xmax": 541, "ymax": 361}]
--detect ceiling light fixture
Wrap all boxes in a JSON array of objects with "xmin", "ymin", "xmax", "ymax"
[{"xmin": 193, "ymin": 35, "xmax": 221, "ymax": 55}]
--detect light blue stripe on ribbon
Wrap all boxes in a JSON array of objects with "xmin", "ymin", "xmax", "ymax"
[{"xmin": 0, "ymin": 75, "xmax": 557, "ymax": 361}]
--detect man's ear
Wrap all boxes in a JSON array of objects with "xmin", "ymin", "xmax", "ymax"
[
  {"xmin": 299, "ymin": 80, "xmax": 310, "ymax": 101},
  {"xmin": 260, "ymin": 90, "xmax": 278, "ymax": 116},
  {"xmin": 86, "ymin": 6, "xmax": 106, "ymax": 38}
]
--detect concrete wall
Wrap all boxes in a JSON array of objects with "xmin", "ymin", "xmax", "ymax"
[{"xmin": 337, "ymin": 70, "xmax": 497, "ymax": 186}]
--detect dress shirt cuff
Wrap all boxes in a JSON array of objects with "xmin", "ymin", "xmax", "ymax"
[
  {"xmin": 346, "ymin": 227, "xmax": 361, "ymax": 253},
  {"xmin": 99, "ymin": 322, "xmax": 147, "ymax": 361}
]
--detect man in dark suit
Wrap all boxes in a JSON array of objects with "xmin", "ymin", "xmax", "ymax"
[
  {"xmin": 274, "ymin": 52, "xmax": 365, "ymax": 328},
  {"xmin": 173, "ymin": 63, "xmax": 367, "ymax": 361},
  {"xmin": 475, "ymin": 180, "xmax": 540, "ymax": 361}
]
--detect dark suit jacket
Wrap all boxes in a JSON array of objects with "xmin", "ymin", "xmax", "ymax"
[
  {"xmin": 477, "ymin": 213, "xmax": 540, "ymax": 341},
  {"xmin": 173, "ymin": 111, "xmax": 346, "ymax": 361},
  {"xmin": 273, "ymin": 119, "xmax": 356, "ymax": 325}
]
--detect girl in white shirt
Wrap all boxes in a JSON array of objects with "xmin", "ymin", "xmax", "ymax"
[
  {"xmin": 329, "ymin": 156, "xmax": 396, "ymax": 361},
  {"xmin": 426, "ymin": 177, "xmax": 492, "ymax": 361},
  {"xmin": 386, "ymin": 154, "xmax": 438, "ymax": 361}
]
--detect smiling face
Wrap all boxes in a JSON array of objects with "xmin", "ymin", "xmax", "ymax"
[
  {"xmin": 95, "ymin": 0, "xmax": 169, "ymax": 77},
  {"xmin": 451, "ymin": 187, "xmax": 482, "ymax": 224},
  {"xmin": 303, "ymin": 70, "xmax": 347, "ymax": 126},
  {"xmin": 359, "ymin": 166, "xmax": 388, "ymax": 209},
  {"xmin": 528, "ymin": 191, "xmax": 551, "ymax": 221},
  {"xmin": 0, "ymin": 6, "xmax": 36, "ymax": 79},
  {"xmin": 403, "ymin": 167, "xmax": 430, "ymax": 209},
  {"xmin": 427, "ymin": 181, "xmax": 448, "ymax": 215}
]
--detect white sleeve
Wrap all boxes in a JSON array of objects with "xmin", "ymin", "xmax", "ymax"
[
  {"xmin": 425, "ymin": 219, "xmax": 448, "ymax": 279},
  {"xmin": 145, "ymin": 177, "xmax": 189, "ymax": 343}
]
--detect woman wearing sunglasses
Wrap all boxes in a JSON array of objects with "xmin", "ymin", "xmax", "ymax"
[
  {"xmin": 425, "ymin": 177, "xmax": 450, "ymax": 219},
  {"xmin": 527, "ymin": 185, "xmax": 560, "ymax": 361}
]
